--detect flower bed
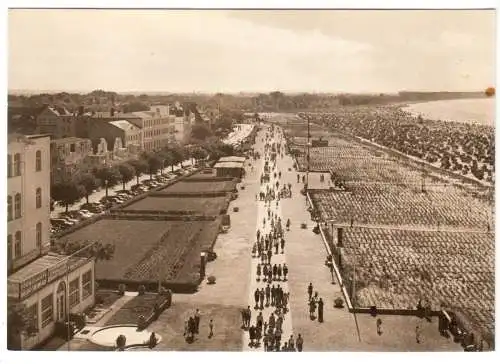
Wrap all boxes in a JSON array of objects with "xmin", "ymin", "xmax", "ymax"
[
  {"xmin": 105, "ymin": 293, "xmax": 171, "ymax": 327},
  {"xmin": 121, "ymin": 196, "xmax": 230, "ymax": 216},
  {"xmin": 59, "ymin": 218, "xmax": 221, "ymax": 289}
]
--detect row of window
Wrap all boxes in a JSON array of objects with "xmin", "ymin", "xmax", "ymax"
[
  {"xmin": 144, "ymin": 118, "xmax": 170, "ymax": 128},
  {"xmin": 32, "ymin": 271, "xmax": 93, "ymax": 330},
  {"xmin": 7, "ymin": 151, "xmax": 42, "ymax": 177},
  {"xmin": 7, "ymin": 223, "xmax": 43, "ymax": 261},
  {"xmin": 7, "ymin": 188, "xmax": 43, "ymax": 221}
]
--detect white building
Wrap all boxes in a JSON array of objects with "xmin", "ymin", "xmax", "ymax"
[{"xmin": 7, "ymin": 134, "xmax": 95, "ymax": 350}]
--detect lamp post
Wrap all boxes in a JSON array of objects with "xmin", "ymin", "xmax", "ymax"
[{"xmin": 104, "ymin": 179, "xmax": 108, "ymax": 198}]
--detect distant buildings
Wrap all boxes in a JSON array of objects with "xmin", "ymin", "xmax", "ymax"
[
  {"xmin": 8, "ymin": 133, "xmax": 95, "ymax": 350},
  {"xmin": 35, "ymin": 106, "xmax": 78, "ymax": 139},
  {"xmin": 50, "ymin": 137, "xmax": 93, "ymax": 181}
]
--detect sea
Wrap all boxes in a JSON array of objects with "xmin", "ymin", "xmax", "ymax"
[{"xmin": 402, "ymin": 98, "xmax": 496, "ymax": 127}]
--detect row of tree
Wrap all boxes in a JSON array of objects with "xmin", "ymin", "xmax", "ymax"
[{"xmin": 51, "ymin": 141, "xmax": 234, "ymax": 211}]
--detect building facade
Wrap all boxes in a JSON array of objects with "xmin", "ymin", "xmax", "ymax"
[
  {"xmin": 50, "ymin": 137, "xmax": 94, "ymax": 182},
  {"xmin": 8, "ymin": 134, "xmax": 51, "ymax": 271},
  {"xmin": 35, "ymin": 106, "xmax": 77, "ymax": 139},
  {"xmin": 7, "ymin": 133, "xmax": 95, "ymax": 350}
]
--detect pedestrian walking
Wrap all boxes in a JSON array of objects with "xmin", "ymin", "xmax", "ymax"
[
  {"xmin": 254, "ymin": 288, "xmax": 260, "ymax": 309},
  {"xmin": 309, "ymin": 299, "xmax": 316, "ymax": 320},
  {"xmin": 265, "ymin": 284, "xmax": 271, "ymax": 306},
  {"xmin": 246, "ymin": 306, "xmax": 252, "ymax": 328},
  {"xmin": 280, "ymin": 237, "xmax": 285, "ymax": 253},
  {"xmin": 296, "ymin": 334, "xmax": 304, "ymax": 352},
  {"xmin": 208, "ymin": 319, "xmax": 214, "ymax": 338},
  {"xmin": 249, "ymin": 325, "xmax": 256, "ymax": 347},
  {"xmin": 318, "ymin": 298, "xmax": 324, "ymax": 323},
  {"xmin": 416, "ymin": 324, "xmax": 421, "ymax": 344},
  {"xmin": 277, "ymin": 264, "xmax": 282, "ymax": 281},
  {"xmin": 273, "ymin": 264, "xmax": 278, "ymax": 280},
  {"xmin": 274, "ymin": 240, "xmax": 279, "ymax": 254},
  {"xmin": 376, "ymin": 318, "xmax": 383, "ymax": 335},
  {"xmin": 256, "ymin": 263, "xmax": 261, "ymax": 281},
  {"xmin": 259, "ymin": 288, "xmax": 265, "ymax": 310},
  {"xmin": 194, "ymin": 309, "xmax": 201, "ymax": 334},
  {"xmin": 307, "ymin": 283, "xmax": 313, "ymax": 301},
  {"xmin": 271, "ymin": 285, "xmax": 276, "ymax": 306},
  {"xmin": 267, "ymin": 249, "xmax": 272, "ymax": 264},
  {"xmin": 283, "ymin": 263, "xmax": 288, "ymax": 281}
]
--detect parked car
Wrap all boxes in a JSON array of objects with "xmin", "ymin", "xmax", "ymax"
[
  {"xmin": 80, "ymin": 203, "xmax": 104, "ymax": 213},
  {"xmin": 59, "ymin": 212, "xmax": 82, "ymax": 222},
  {"xmin": 50, "ymin": 218, "xmax": 73, "ymax": 228},
  {"xmin": 78, "ymin": 209, "xmax": 95, "ymax": 218},
  {"xmin": 116, "ymin": 190, "xmax": 135, "ymax": 197}
]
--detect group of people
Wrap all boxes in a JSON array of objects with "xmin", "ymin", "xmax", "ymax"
[
  {"xmin": 242, "ymin": 125, "xmax": 307, "ymax": 351},
  {"xmin": 183, "ymin": 309, "xmax": 214, "ymax": 341},
  {"xmin": 256, "ymin": 263, "xmax": 289, "ymax": 282},
  {"xmin": 307, "ymin": 282, "xmax": 325, "ymax": 323}
]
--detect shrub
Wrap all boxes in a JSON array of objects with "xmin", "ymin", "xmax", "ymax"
[
  {"xmin": 118, "ymin": 284, "xmax": 126, "ymax": 296},
  {"xmin": 233, "ymin": 207, "xmax": 239, "ymax": 212},
  {"xmin": 207, "ymin": 275, "xmax": 216, "ymax": 284},
  {"xmin": 334, "ymin": 297, "xmax": 344, "ymax": 308},
  {"xmin": 301, "ymin": 222, "xmax": 307, "ymax": 229},
  {"xmin": 95, "ymin": 293, "xmax": 105, "ymax": 305},
  {"xmin": 138, "ymin": 285, "xmax": 146, "ymax": 296}
]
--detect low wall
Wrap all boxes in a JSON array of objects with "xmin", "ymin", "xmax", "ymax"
[{"xmin": 97, "ymin": 278, "xmax": 200, "ymax": 294}]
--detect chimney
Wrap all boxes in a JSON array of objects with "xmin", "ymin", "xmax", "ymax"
[{"xmin": 110, "ymin": 107, "xmax": 115, "ymax": 117}]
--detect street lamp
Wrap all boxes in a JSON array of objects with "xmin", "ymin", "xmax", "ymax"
[{"xmin": 104, "ymin": 179, "xmax": 108, "ymax": 198}]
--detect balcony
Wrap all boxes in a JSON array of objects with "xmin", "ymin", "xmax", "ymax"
[{"xmin": 8, "ymin": 253, "xmax": 93, "ymax": 302}]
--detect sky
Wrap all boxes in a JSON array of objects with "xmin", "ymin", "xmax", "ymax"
[{"xmin": 8, "ymin": 9, "xmax": 496, "ymax": 94}]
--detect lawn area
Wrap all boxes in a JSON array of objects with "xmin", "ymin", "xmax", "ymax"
[
  {"xmin": 162, "ymin": 180, "xmax": 236, "ymax": 193},
  {"xmin": 148, "ymin": 300, "xmax": 243, "ymax": 351},
  {"xmin": 60, "ymin": 218, "xmax": 221, "ymax": 284},
  {"xmin": 122, "ymin": 196, "xmax": 228, "ymax": 215}
]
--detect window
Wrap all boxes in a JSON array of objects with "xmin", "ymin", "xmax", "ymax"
[
  {"xmin": 82, "ymin": 270, "xmax": 93, "ymax": 300},
  {"xmin": 7, "ymin": 154, "xmax": 12, "ymax": 177},
  {"xmin": 70, "ymin": 143, "xmax": 76, "ymax": 153},
  {"xmin": 14, "ymin": 153, "xmax": 21, "ymax": 176},
  {"xmin": 36, "ymin": 222, "xmax": 42, "ymax": 248},
  {"xmin": 41, "ymin": 294, "xmax": 53, "ymax": 328},
  {"xmin": 69, "ymin": 277, "xmax": 80, "ymax": 308},
  {"xmin": 35, "ymin": 150, "xmax": 42, "ymax": 171},
  {"xmin": 7, "ymin": 195, "xmax": 12, "ymax": 221},
  {"xmin": 14, "ymin": 231, "xmax": 22, "ymax": 258},
  {"xmin": 36, "ymin": 188, "xmax": 42, "ymax": 209},
  {"xmin": 26, "ymin": 303, "xmax": 39, "ymax": 333},
  {"xmin": 14, "ymin": 193, "xmax": 22, "ymax": 219},
  {"xmin": 7, "ymin": 234, "xmax": 12, "ymax": 262}
]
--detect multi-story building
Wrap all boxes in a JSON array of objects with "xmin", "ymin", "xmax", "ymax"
[
  {"xmin": 50, "ymin": 137, "xmax": 94, "ymax": 182},
  {"xmin": 7, "ymin": 134, "xmax": 95, "ymax": 350},
  {"xmin": 35, "ymin": 106, "xmax": 78, "ymax": 139},
  {"xmin": 126, "ymin": 106, "xmax": 176, "ymax": 151}
]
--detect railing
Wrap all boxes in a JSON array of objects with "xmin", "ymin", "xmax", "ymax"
[{"xmin": 8, "ymin": 255, "xmax": 92, "ymax": 301}]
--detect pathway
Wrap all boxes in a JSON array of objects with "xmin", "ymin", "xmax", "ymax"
[{"xmin": 243, "ymin": 126, "xmax": 294, "ymax": 351}]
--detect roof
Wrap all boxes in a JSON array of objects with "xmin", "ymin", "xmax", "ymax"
[
  {"xmin": 51, "ymin": 136, "xmax": 91, "ymax": 144},
  {"xmin": 214, "ymin": 161, "xmax": 244, "ymax": 169},
  {"xmin": 8, "ymin": 253, "xmax": 88, "ymax": 283},
  {"xmin": 218, "ymin": 156, "xmax": 246, "ymax": 163},
  {"xmin": 108, "ymin": 119, "xmax": 140, "ymax": 131},
  {"xmin": 47, "ymin": 106, "xmax": 72, "ymax": 116},
  {"xmin": 130, "ymin": 111, "xmax": 156, "ymax": 119}
]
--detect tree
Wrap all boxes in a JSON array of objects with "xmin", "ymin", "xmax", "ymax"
[
  {"xmin": 7, "ymin": 302, "xmax": 38, "ymax": 349},
  {"xmin": 192, "ymin": 147, "xmax": 208, "ymax": 164},
  {"xmin": 170, "ymin": 146, "xmax": 186, "ymax": 169},
  {"xmin": 141, "ymin": 151, "xmax": 163, "ymax": 179},
  {"xmin": 52, "ymin": 179, "xmax": 85, "ymax": 212},
  {"xmin": 191, "ymin": 123, "xmax": 213, "ymax": 141},
  {"xmin": 158, "ymin": 149, "xmax": 173, "ymax": 175},
  {"xmin": 122, "ymin": 101, "xmax": 150, "ymax": 113},
  {"xmin": 76, "ymin": 172, "xmax": 100, "ymax": 204},
  {"xmin": 129, "ymin": 159, "xmax": 148, "ymax": 184},
  {"xmin": 118, "ymin": 163, "xmax": 136, "ymax": 190},
  {"xmin": 93, "ymin": 166, "xmax": 122, "ymax": 189}
]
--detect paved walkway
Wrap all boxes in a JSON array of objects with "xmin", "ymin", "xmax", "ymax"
[{"xmin": 243, "ymin": 127, "xmax": 294, "ymax": 351}]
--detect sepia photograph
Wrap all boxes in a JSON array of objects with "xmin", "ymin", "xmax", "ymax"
[{"xmin": 4, "ymin": 2, "xmax": 497, "ymax": 357}]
